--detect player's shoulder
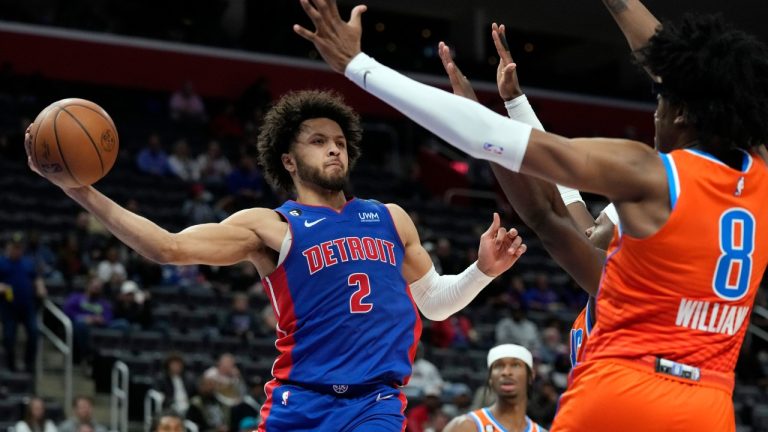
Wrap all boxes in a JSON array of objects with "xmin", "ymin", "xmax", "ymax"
[
  {"xmin": 443, "ymin": 413, "xmax": 478, "ymax": 432},
  {"xmin": 222, "ymin": 207, "xmax": 284, "ymax": 229}
]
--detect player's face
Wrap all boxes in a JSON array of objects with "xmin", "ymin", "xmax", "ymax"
[
  {"xmin": 489, "ymin": 358, "xmax": 529, "ymax": 400},
  {"xmin": 156, "ymin": 416, "xmax": 184, "ymax": 432},
  {"xmin": 291, "ymin": 118, "xmax": 350, "ymax": 191}
]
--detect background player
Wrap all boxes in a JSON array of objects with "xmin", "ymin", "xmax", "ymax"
[
  {"xmin": 25, "ymin": 89, "xmax": 528, "ymax": 431},
  {"xmin": 294, "ymin": 0, "xmax": 768, "ymax": 429},
  {"xmin": 444, "ymin": 344, "xmax": 547, "ymax": 432}
]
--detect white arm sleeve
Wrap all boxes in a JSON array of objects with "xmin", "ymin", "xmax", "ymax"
[
  {"xmin": 345, "ymin": 53, "xmax": 532, "ymax": 172},
  {"xmin": 504, "ymin": 95, "xmax": 584, "ymax": 206},
  {"xmin": 409, "ymin": 263, "xmax": 494, "ymax": 322}
]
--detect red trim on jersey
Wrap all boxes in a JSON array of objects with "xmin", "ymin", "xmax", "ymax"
[
  {"xmin": 402, "ymin": 283, "xmax": 424, "ymax": 385},
  {"xmin": 398, "ymin": 389, "xmax": 408, "ymax": 432},
  {"xmin": 263, "ymin": 266, "xmax": 298, "ymax": 381},
  {"xmin": 257, "ymin": 379, "xmax": 280, "ymax": 432}
]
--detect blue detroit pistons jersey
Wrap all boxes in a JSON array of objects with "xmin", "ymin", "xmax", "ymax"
[{"xmin": 263, "ymin": 198, "xmax": 423, "ymax": 386}]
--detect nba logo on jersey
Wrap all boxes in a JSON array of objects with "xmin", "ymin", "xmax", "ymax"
[
  {"xmin": 359, "ymin": 212, "xmax": 380, "ymax": 223},
  {"xmin": 735, "ymin": 176, "xmax": 745, "ymax": 196},
  {"xmin": 333, "ymin": 385, "xmax": 349, "ymax": 394},
  {"xmin": 281, "ymin": 391, "xmax": 291, "ymax": 406},
  {"xmin": 485, "ymin": 425, "xmax": 494, "ymax": 432}
]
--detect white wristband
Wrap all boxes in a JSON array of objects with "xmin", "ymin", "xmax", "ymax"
[
  {"xmin": 504, "ymin": 95, "xmax": 544, "ymax": 131},
  {"xmin": 601, "ymin": 203, "xmax": 620, "ymax": 225},
  {"xmin": 409, "ymin": 262, "xmax": 494, "ymax": 321},
  {"xmin": 345, "ymin": 53, "xmax": 532, "ymax": 172},
  {"xmin": 557, "ymin": 184, "xmax": 585, "ymax": 206},
  {"xmin": 503, "ymin": 95, "xmax": 583, "ymax": 205}
]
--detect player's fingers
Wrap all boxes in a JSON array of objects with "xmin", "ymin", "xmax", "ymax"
[
  {"xmin": 502, "ymin": 63, "xmax": 518, "ymax": 81},
  {"xmin": 315, "ymin": 0, "xmax": 341, "ymax": 21},
  {"xmin": 438, "ymin": 42, "xmax": 452, "ymax": 66},
  {"xmin": 348, "ymin": 4, "xmax": 367, "ymax": 27},
  {"xmin": 505, "ymin": 227, "xmax": 518, "ymax": 240},
  {"xmin": 299, "ymin": 0, "xmax": 324, "ymax": 29},
  {"xmin": 485, "ymin": 212, "xmax": 501, "ymax": 236},
  {"xmin": 293, "ymin": 24, "xmax": 317, "ymax": 42},
  {"xmin": 495, "ymin": 227, "xmax": 508, "ymax": 247},
  {"xmin": 512, "ymin": 243, "xmax": 527, "ymax": 257}
]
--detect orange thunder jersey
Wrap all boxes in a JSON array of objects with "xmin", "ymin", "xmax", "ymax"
[
  {"xmin": 568, "ymin": 299, "xmax": 594, "ymax": 367},
  {"xmin": 468, "ymin": 408, "xmax": 545, "ymax": 432},
  {"xmin": 584, "ymin": 149, "xmax": 768, "ymax": 373}
]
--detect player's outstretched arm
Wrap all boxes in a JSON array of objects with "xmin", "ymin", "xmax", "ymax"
[
  {"xmin": 296, "ymin": 0, "xmax": 666, "ymax": 237},
  {"xmin": 438, "ymin": 37, "xmax": 603, "ymax": 293},
  {"xmin": 602, "ymin": 0, "xmax": 660, "ymax": 55},
  {"xmin": 26, "ymin": 131, "xmax": 271, "ymax": 266},
  {"xmin": 388, "ymin": 204, "xmax": 526, "ymax": 321}
]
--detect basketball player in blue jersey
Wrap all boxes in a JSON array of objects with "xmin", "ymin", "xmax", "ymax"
[{"xmin": 24, "ymin": 89, "xmax": 527, "ymax": 431}]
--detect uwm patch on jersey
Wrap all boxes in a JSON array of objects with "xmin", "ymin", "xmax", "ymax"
[{"xmin": 263, "ymin": 198, "xmax": 422, "ymax": 387}]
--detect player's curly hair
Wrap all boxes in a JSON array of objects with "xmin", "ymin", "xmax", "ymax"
[
  {"xmin": 257, "ymin": 90, "xmax": 363, "ymax": 193},
  {"xmin": 636, "ymin": 14, "xmax": 768, "ymax": 149}
]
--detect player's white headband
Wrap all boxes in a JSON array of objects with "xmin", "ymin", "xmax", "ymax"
[{"xmin": 487, "ymin": 344, "xmax": 533, "ymax": 370}]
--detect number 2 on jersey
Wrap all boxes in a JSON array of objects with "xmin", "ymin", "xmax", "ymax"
[
  {"xmin": 713, "ymin": 208, "xmax": 755, "ymax": 301},
  {"xmin": 348, "ymin": 273, "xmax": 374, "ymax": 313}
]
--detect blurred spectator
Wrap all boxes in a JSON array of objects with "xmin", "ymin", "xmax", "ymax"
[
  {"xmin": 211, "ymin": 104, "xmax": 244, "ymax": 140},
  {"xmin": 136, "ymin": 133, "xmax": 170, "ymax": 176},
  {"xmin": 0, "ymin": 235, "xmax": 46, "ymax": 371},
  {"xmin": 158, "ymin": 353, "xmax": 196, "ymax": 416},
  {"xmin": 96, "ymin": 246, "xmax": 127, "ymax": 290},
  {"xmin": 58, "ymin": 396, "xmax": 107, "ymax": 432},
  {"xmin": 434, "ymin": 238, "xmax": 461, "ymax": 274},
  {"xmin": 63, "ymin": 276, "xmax": 113, "ymax": 363},
  {"xmin": 394, "ymin": 162, "xmax": 431, "ymax": 201},
  {"xmin": 182, "ymin": 184, "xmax": 224, "ymax": 225},
  {"xmin": 528, "ymin": 380, "xmax": 559, "ymax": 427},
  {"xmin": 162, "ymin": 264, "xmax": 208, "ymax": 288},
  {"xmin": 494, "ymin": 307, "xmax": 540, "ymax": 352},
  {"xmin": 441, "ymin": 383, "xmax": 473, "ymax": 419},
  {"xmin": 225, "ymin": 156, "xmax": 265, "ymax": 211},
  {"xmin": 257, "ymin": 304, "xmax": 277, "ymax": 336},
  {"xmin": 407, "ymin": 343, "xmax": 444, "ymax": 394},
  {"xmin": 14, "ymin": 397, "xmax": 58, "ymax": 432},
  {"xmin": 113, "ymin": 280, "xmax": 153, "ymax": 330},
  {"xmin": 229, "ymin": 378, "xmax": 262, "ymax": 432},
  {"xmin": 237, "ymin": 417, "xmax": 258, "ymax": 432},
  {"xmin": 538, "ymin": 326, "xmax": 567, "ymax": 365},
  {"xmin": 523, "ymin": 273, "xmax": 563, "ymax": 312},
  {"xmin": 203, "ymin": 353, "xmax": 246, "ymax": 406},
  {"xmin": 168, "ymin": 139, "xmax": 201, "ymax": 182},
  {"xmin": 198, "ymin": 141, "xmax": 233, "ymax": 185},
  {"xmin": 57, "ymin": 234, "xmax": 85, "ymax": 283},
  {"xmin": 221, "ymin": 293, "xmax": 256, "ymax": 339},
  {"xmin": 26, "ymin": 231, "xmax": 60, "ymax": 282},
  {"xmin": 431, "ymin": 312, "xmax": 478, "ymax": 349},
  {"xmin": 150, "ymin": 410, "xmax": 184, "ymax": 432},
  {"xmin": 127, "ymin": 252, "xmax": 164, "ymax": 287},
  {"xmin": 170, "ymin": 81, "xmax": 207, "ymax": 124},
  {"xmin": 406, "ymin": 386, "xmax": 446, "ymax": 432},
  {"xmin": 187, "ymin": 376, "xmax": 230, "ymax": 432}
]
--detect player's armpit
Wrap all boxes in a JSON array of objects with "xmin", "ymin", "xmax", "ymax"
[{"xmin": 385, "ymin": 203, "xmax": 434, "ymax": 284}]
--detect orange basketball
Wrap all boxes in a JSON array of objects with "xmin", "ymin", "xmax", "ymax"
[{"xmin": 28, "ymin": 98, "xmax": 119, "ymax": 188}]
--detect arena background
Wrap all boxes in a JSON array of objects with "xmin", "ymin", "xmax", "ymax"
[{"xmin": 0, "ymin": 1, "xmax": 767, "ymax": 431}]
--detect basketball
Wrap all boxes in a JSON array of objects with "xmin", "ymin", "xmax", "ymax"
[{"xmin": 28, "ymin": 98, "xmax": 119, "ymax": 188}]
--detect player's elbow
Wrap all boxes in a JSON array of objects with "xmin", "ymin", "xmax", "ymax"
[
  {"xmin": 419, "ymin": 307, "xmax": 451, "ymax": 322},
  {"xmin": 148, "ymin": 234, "xmax": 182, "ymax": 265}
]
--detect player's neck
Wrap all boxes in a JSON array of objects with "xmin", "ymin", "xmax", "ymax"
[
  {"xmin": 294, "ymin": 186, "xmax": 348, "ymax": 210},
  {"xmin": 490, "ymin": 397, "xmax": 528, "ymax": 430}
]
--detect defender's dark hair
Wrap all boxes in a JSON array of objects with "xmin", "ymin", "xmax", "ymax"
[
  {"xmin": 637, "ymin": 14, "xmax": 768, "ymax": 149},
  {"xmin": 257, "ymin": 90, "xmax": 363, "ymax": 193}
]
